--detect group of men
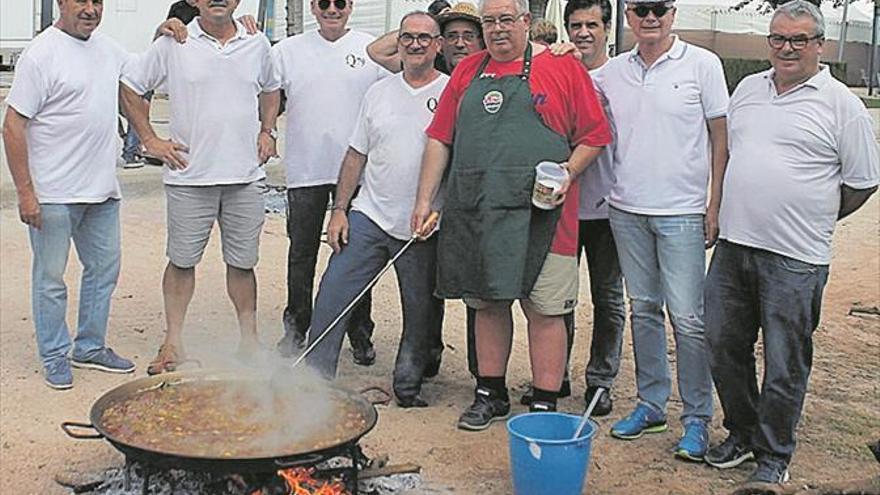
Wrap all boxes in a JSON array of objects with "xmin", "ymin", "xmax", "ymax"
[{"xmin": 3, "ymin": 0, "xmax": 878, "ymax": 489}]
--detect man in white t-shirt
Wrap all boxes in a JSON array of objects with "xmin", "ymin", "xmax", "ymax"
[
  {"xmin": 272, "ymin": 0, "xmax": 388, "ymax": 363},
  {"xmin": 2, "ymin": 0, "xmax": 136, "ymax": 390},
  {"xmin": 600, "ymin": 0, "xmax": 729, "ymax": 461},
  {"xmin": 120, "ymin": 0, "xmax": 281, "ymax": 374},
  {"xmin": 304, "ymin": 12, "xmax": 447, "ymax": 408},
  {"xmin": 704, "ymin": 1, "xmax": 879, "ymax": 485}
]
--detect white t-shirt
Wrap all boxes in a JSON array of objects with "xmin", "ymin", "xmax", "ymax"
[
  {"xmin": 579, "ymin": 61, "xmax": 615, "ymax": 220},
  {"xmin": 349, "ymin": 73, "xmax": 449, "ymax": 241},
  {"xmin": 121, "ymin": 20, "xmax": 280, "ymax": 186},
  {"xmin": 6, "ymin": 26, "xmax": 128, "ymax": 203},
  {"xmin": 601, "ymin": 36, "xmax": 729, "ymax": 215},
  {"xmin": 720, "ymin": 67, "xmax": 880, "ymax": 265},
  {"xmin": 272, "ymin": 30, "xmax": 389, "ymax": 188}
]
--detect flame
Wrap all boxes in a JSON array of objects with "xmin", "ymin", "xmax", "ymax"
[{"xmin": 277, "ymin": 467, "xmax": 349, "ymax": 495}]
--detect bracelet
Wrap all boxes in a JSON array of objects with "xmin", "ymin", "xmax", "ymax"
[{"xmin": 329, "ymin": 204, "xmax": 346, "ymax": 211}]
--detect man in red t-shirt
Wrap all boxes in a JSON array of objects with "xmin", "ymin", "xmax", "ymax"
[{"xmin": 411, "ymin": 0, "xmax": 610, "ymax": 431}]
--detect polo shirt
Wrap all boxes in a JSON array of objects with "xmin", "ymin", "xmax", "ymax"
[
  {"xmin": 579, "ymin": 60, "xmax": 616, "ymax": 220},
  {"xmin": 272, "ymin": 30, "xmax": 389, "ymax": 188},
  {"xmin": 350, "ymin": 73, "xmax": 450, "ymax": 241},
  {"xmin": 6, "ymin": 26, "xmax": 128, "ymax": 203},
  {"xmin": 122, "ymin": 20, "xmax": 280, "ymax": 186},
  {"xmin": 600, "ymin": 36, "xmax": 729, "ymax": 216},
  {"xmin": 720, "ymin": 66, "xmax": 880, "ymax": 265}
]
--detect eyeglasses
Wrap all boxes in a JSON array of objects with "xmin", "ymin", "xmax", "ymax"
[
  {"xmin": 443, "ymin": 31, "xmax": 479, "ymax": 43},
  {"xmin": 628, "ymin": 3, "xmax": 673, "ymax": 18},
  {"xmin": 317, "ymin": 0, "xmax": 347, "ymax": 10},
  {"xmin": 766, "ymin": 33, "xmax": 822, "ymax": 50},
  {"xmin": 398, "ymin": 32, "xmax": 441, "ymax": 47},
  {"xmin": 480, "ymin": 13, "xmax": 525, "ymax": 30}
]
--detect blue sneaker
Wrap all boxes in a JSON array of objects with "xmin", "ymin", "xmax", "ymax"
[
  {"xmin": 44, "ymin": 359, "xmax": 73, "ymax": 390},
  {"xmin": 675, "ymin": 421, "xmax": 709, "ymax": 461},
  {"xmin": 72, "ymin": 348, "xmax": 135, "ymax": 374},
  {"xmin": 610, "ymin": 403, "xmax": 668, "ymax": 440}
]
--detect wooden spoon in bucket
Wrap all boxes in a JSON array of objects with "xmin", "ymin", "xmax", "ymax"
[{"xmin": 571, "ymin": 387, "xmax": 605, "ymax": 440}]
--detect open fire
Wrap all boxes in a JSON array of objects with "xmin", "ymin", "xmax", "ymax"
[{"xmin": 260, "ymin": 467, "xmax": 349, "ymax": 495}]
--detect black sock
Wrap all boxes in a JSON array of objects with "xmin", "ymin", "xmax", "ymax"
[
  {"xmin": 532, "ymin": 387, "xmax": 558, "ymax": 405},
  {"xmin": 477, "ymin": 376, "xmax": 508, "ymax": 400}
]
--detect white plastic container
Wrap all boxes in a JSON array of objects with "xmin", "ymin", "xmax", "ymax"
[{"xmin": 532, "ymin": 161, "xmax": 568, "ymax": 210}]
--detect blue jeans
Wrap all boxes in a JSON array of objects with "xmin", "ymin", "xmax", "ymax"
[
  {"xmin": 706, "ymin": 241, "xmax": 828, "ymax": 466},
  {"xmin": 28, "ymin": 199, "xmax": 121, "ymax": 366},
  {"xmin": 305, "ymin": 212, "xmax": 444, "ymax": 399},
  {"xmin": 609, "ymin": 207, "xmax": 713, "ymax": 424}
]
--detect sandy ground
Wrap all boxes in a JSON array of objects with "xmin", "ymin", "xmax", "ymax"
[{"xmin": 0, "ymin": 91, "xmax": 878, "ymax": 495}]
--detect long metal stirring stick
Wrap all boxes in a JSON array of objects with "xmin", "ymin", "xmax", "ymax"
[
  {"xmin": 572, "ymin": 387, "xmax": 605, "ymax": 440},
  {"xmin": 290, "ymin": 212, "xmax": 440, "ymax": 370}
]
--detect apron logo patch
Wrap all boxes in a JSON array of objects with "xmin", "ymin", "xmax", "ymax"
[{"xmin": 482, "ymin": 90, "xmax": 504, "ymax": 114}]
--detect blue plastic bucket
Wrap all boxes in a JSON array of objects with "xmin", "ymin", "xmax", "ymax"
[{"xmin": 507, "ymin": 413, "xmax": 597, "ymax": 495}]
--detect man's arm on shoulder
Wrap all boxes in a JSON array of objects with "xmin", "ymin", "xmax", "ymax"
[{"xmin": 367, "ymin": 30, "xmax": 403, "ymax": 74}]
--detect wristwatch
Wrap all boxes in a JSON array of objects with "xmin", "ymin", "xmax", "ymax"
[{"xmin": 261, "ymin": 128, "xmax": 278, "ymax": 140}]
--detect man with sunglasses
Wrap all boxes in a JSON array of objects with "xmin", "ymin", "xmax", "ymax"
[
  {"xmin": 271, "ymin": 0, "xmax": 389, "ymax": 364},
  {"xmin": 705, "ymin": 0, "xmax": 879, "ymax": 485},
  {"xmin": 367, "ymin": 2, "xmax": 485, "ymax": 76},
  {"xmin": 411, "ymin": 0, "xmax": 610, "ymax": 430},
  {"xmin": 598, "ymin": 0, "xmax": 729, "ymax": 462},
  {"xmin": 305, "ymin": 11, "xmax": 447, "ymax": 408}
]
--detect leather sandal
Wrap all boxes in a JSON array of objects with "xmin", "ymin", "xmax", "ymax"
[{"xmin": 146, "ymin": 344, "xmax": 185, "ymax": 375}]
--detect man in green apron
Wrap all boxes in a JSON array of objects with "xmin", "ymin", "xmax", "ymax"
[{"xmin": 411, "ymin": 0, "xmax": 612, "ymax": 431}]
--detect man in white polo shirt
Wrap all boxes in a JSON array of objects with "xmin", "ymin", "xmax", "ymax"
[
  {"xmin": 272, "ymin": 0, "xmax": 388, "ymax": 363},
  {"xmin": 704, "ymin": 0, "xmax": 879, "ymax": 485},
  {"xmin": 304, "ymin": 11, "xmax": 447, "ymax": 408},
  {"xmin": 599, "ymin": 0, "xmax": 729, "ymax": 461},
  {"xmin": 2, "ymin": 0, "xmax": 136, "ymax": 390},
  {"xmin": 120, "ymin": 0, "xmax": 281, "ymax": 374}
]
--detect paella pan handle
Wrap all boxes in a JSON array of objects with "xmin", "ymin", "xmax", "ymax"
[
  {"xmin": 61, "ymin": 421, "xmax": 104, "ymax": 439},
  {"xmin": 274, "ymin": 453, "xmax": 324, "ymax": 468},
  {"xmin": 358, "ymin": 386, "xmax": 392, "ymax": 406}
]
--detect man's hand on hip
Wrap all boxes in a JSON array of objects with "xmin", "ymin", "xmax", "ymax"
[
  {"xmin": 327, "ymin": 210, "xmax": 349, "ymax": 254},
  {"xmin": 142, "ymin": 137, "xmax": 188, "ymax": 170}
]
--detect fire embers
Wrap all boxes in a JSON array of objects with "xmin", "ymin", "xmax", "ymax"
[{"xmin": 250, "ymin": 467, "xmax": 349, "ymax": 495}]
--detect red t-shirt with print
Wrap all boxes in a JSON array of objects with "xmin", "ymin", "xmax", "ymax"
[{"xmin": 427, "ymin": 47, "xmax": 611, "ymax": 255}]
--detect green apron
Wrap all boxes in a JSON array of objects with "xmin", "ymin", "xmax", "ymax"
[{"xmin": 437, "ymin": 44, "xmax": 572, "ymax": 300}]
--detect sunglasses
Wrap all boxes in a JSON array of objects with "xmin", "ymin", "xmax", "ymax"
[
  {"xmin": 317, "ymin": 0, "xmax": 347, "ymax": 10},
  {"xmin": 628, "ymin": 3, "xmax": 673, "ymax": 18}
]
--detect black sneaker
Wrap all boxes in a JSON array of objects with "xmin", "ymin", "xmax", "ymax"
[
  {"xmin": 520, "ymin": 380, "xmax": 571, "ymax": 405},
  {"xmin": 457, "ymin": 386, "xmax": 511, "ymax": 431},
  {"xmin": 705, "ymin": 434, "xmax": 755, "ymax": 469},
  {"xmin": 396, "ymin": 395, "xmax": 429, "ymax": 408},
  {"xmin": 584, "ymin": 386, "xmax": 613, "ymax": 417},
  {"xmin": 350, "ymin": 340, "xmax": 376, "ymax": 366},
  {"xmin": 747, "ymin": 460, "xmax": 790, "ymax": 484},
  {"xmin": 529, "ymin": 401, "xmax": 557, "ymax": 413}
]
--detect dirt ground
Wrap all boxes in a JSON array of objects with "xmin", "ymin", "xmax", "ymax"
[{"xmin": 1, "ymin": 93, "xmax": 878, "ymax": 495}]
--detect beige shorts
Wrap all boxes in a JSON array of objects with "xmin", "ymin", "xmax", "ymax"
[
  {"xmin": 165, "ymin": 181, "xmax": 265, "ymax": 269},
  {"xmin": 464, "ymin": 253, "xmax": 578, "ymax": 316}
]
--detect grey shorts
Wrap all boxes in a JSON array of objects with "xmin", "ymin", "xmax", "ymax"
[
  {"xmin": 464, "ymin": 252, "xmax": 578, "ymax": 316},
  {"xmin": 165, "ymin": 181, "xmax": 265, "ymax": 269}
]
